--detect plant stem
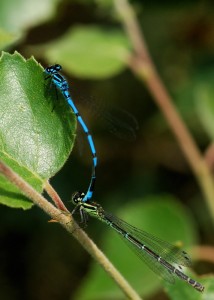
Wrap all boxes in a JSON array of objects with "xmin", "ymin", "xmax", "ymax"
[
  {"xmin": 44, "ymin": 180, "xmax": 69, "ymax": 212},
  {"xmin": 114, "ymin": 0, "xmax": 214, "ymax": 222},
  {"xmin": 0, "ymin": 161, "xmax": 142, "ymax": 300},
  {"xmin": 194, "ymin": 245, "xmax": 214, "ymax": 263}
]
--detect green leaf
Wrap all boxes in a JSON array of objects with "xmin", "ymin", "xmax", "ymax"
[
  {"xmin": 42, "ymin": 25, "xmax": 131, "ymax": 79},
  {"xmin": 75, "ymin": 194, "xmax": 199, "ymax": 299},
  {"xmin": 0, "ymin": 0, "xmax": 60, "ymax": 34},
  {"xmin": 0, "ymin": 52, "xmax": 76, "ymax": 209}
]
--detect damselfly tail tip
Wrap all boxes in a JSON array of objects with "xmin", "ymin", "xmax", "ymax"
[{"xmin": 189, "ymin": 278, "xmax": 204, "ymax": 292}]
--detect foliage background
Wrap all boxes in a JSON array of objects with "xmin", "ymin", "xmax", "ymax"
[{"xmin": 0, "ymin": 0, "xmax": 214, "ymax": 299}]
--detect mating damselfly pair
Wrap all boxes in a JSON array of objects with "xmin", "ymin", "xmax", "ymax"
[{"xmin": 45, "ymin": 65, "xmax": 204, "ymax": 293}]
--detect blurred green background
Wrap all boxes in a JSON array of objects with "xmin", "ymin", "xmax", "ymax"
[{"xmin": 0, "ymin": 0, "xmax": 214, "ymax": 299}]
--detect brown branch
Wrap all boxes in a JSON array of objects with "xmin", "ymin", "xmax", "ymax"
[
  {"xmin": 114, "ymin": 0, "xmax": 214, "ymax": 222},
  {"xmin": 0, "ymin": 161, "xmax": 142, "ymax": 300},
  {"xmin": 194, "ymin": 245, "xmax": 214, "ymax": 263},
  {"xmin": 44, "ymin": 180, "xmax": 69, "ymax": 212},
  {"xmin": 204, "ymin": 143, "xmax": 214, "ymax": 172}
]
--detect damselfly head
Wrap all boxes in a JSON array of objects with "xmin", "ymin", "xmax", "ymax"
[
  {"xmin": 45, "ymin": 64, "xmax": 62, "ymax": 74},
  {"xmin": 72, "ymin": 191, "xmax": 85, "ymax": 205}
]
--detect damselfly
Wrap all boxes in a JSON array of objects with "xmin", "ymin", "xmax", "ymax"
[
  {"xmin": 72, "ymin": 191, "xmax": 204, "ymax": 292},
  {"xmin": 45, "ymin": 65, "xmax": 97, "ymax": 202}
]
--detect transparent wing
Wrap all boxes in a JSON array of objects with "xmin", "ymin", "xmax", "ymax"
[
  {"xmin": 122, "ymin": 234, "xmax": 175, "ymax": 283},
  {"xmin": 79, "ymin": 97, "xmax": 139, "ymax": 142},
  {"xmin": 104, "ymin": 212, "xmax": 191, "ymax": 283},
  {"xmin": 103, "ymin": 107, "xmax": 139, "ymax": 142}
]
